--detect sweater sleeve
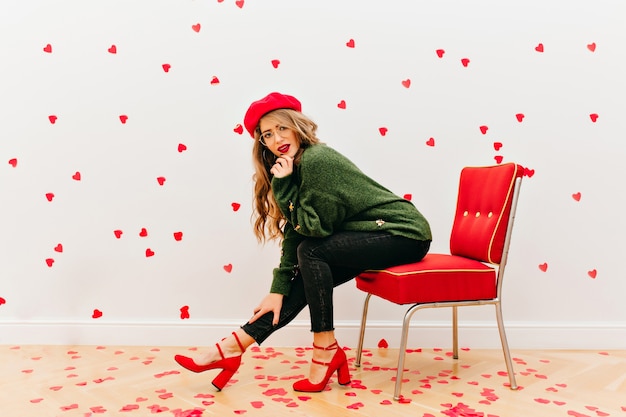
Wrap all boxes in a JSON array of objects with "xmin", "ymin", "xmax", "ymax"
[
  {"xmin": 271, "ymin": 146, "xmax": 349, "ymax": 238},
  {"xmin": 270, "ymin": 222, "xmax": 305, "ymax": 295}
]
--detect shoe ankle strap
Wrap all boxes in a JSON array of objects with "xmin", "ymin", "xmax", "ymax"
[
  {"xmin": 312, "ymin": 341, "xmax": 339, "ymax": 351},
  {"xmin": 232, "ymin": 331, "xmax": 246, "ymax": 353},
  {"xmin": 215, "ymin": 331, "xmax": 246, "ymax": 359}
]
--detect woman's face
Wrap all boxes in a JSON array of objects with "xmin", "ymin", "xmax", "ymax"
[{"xmin": 258, "ymin": 115, "xmax": 300, "ymax": 158}]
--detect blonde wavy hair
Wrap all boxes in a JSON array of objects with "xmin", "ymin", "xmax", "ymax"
[{"xmin": 251, "ymin": 109, "xmax": 322, "ymax": 242}]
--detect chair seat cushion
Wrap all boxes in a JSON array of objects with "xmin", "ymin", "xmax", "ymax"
[{"xmin": 355, "ymin": 253, "xmax": 497, "ymax": 305}]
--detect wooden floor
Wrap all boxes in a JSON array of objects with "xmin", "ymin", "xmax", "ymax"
[{"xmin": 1, "ymin": 344, "xmax": 624, "ymax": 417}]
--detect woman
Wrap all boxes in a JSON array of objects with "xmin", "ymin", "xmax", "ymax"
[{"xmin": 174, "ymin": 92, "xmax": 432, "ymax": 393}]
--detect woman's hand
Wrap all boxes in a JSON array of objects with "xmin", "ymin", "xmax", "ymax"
[
  {"xmin": 270, "ymin": 155, "xmax": 293, "ymax": 178},
  {"xmin": 249, "ymin": 293, "xmax": 284, "ymax": 326}
]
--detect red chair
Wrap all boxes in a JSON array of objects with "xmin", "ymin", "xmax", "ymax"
[{"xmin": 354, "ymin": 162, "xmax": 523, "ymax": 400}]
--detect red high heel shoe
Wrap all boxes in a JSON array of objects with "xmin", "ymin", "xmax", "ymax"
[
  {"xmin": 174, "ymin": 332, "xmax": 245, "ymax": 391},
  {"xmin": 293, "ymin": 341, "xmax": 351, "ymax": 392}
]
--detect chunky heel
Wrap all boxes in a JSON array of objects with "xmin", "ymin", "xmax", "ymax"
[
  {"xmin": 212, "ymin": 368, "xmax": 236, "ymax": 391},
  {"xmin": 337, "ymin": 358, "xmax": 351, "ymax": 386}
]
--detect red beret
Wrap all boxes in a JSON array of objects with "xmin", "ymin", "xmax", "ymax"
[{"xmin": 243, "ymin": 92, "xmax": 302, "ymax": 138}]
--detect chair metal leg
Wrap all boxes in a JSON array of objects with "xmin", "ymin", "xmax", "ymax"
[
  {"xmin": 452, "ymin": 306, "xmax": 459, "ymax": 359},
  {"xmin": 495, "ymin": 302, "xmax": 518, "ymax": 390},
  {"xmin": 355, "ymin": 293, "xmax": 372, "ymax": 367},
  {"xmin": 393, "ymin": 304, "xmax": 420, "ymax": 400}
]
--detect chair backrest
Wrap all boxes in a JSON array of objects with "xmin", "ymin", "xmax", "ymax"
[{"xmin": 449, "ymin": 163, "xmax": 524, "ymax": 264}]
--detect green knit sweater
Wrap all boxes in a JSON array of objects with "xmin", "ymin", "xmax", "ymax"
[{"xmin": 269, "ymin": 144, "xmax": 432, "ymax": 295}]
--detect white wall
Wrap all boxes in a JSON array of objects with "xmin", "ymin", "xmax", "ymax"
[{"xmin": 1, "ymin": 0, "xmax": 625, "ymax": 349}]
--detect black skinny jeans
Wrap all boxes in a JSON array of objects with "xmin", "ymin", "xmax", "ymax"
[{"xmin": 241, "ymin": 231, "xmax": 430, "ymax": 344}]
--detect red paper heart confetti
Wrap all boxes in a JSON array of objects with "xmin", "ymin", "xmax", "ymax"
[
  {"xmin": 493, "ymin": 142, "xmax": 503, "ymax": 151},
  {"xmin": 180, "ymin": 306, "xmax": 190, "ymax": 319},
  {"xmin": 234, "ymin": 124, "xmax": 244, "ymax": 134},
  {"xmin": 223, "ymin": 264, "xmax": 233, "ymax": 273},
  {"xmin": 271, "ymin": 59, "xmax": 280, "ymax": 68},
  {"xmin": 262, "ymin": 388, "xmax": 288, "ymax": 396},
  {"xmin": 146, "ymin": 248, "xmax": 155, "ymax": 257},
  {"xmin": 337, "ymin": 100, "xmax": 346, "ymax": 109},
  {"xmin": 173, "ymin": 231, "xmax": 183, "ymax": 241},
  {"xmin": 250, "ymin": 401, "xmax": 264, "ymax": 409},
  {"xmin": 178, "ymin": 143, "xmax": 187, "ymax": 152},
  {"xmin": 60, "ymin": 404, "xmax": 79, "ymax": 411},
  {"xmin": 235, "ymin": 0, "xmax": 244, "ymax": 8},
  {"xmin": 8, "ymin": 158, "xmax": 17, "ymax": 167},
  {"xmin": 48, "ymin": 115, "xmax": 58, "ymax": 124},
  {"xmin": 461, "ymin": 58, "xmax": 470, "ymax": 67},
  {"xmin": 148, "ymin": 405, "xmax": 170, "ymax": 413},
  {"xmin": 120, "ymin": 404, "xmax": 140, "ymax": 411},
  {"xmin": 572, "ymin": 192, "xmax": 581, "ymax": 201},
  {"xmin": 436, "ymin": 49, "xmax": 445, "ymax": 58},
  {"xmin": 114, "ymin": 229, "xmax": 123, "ymax": 239},
  {"xmin": 378, "ymin": 127, "xmax": 388, "ymax": 136},
  {"xmin": 108, "ymin": 45, "xmax": 117, "ymax": 54},
  {"xmin": 231, "ymin": 202, "xmax": 241, "ymax": 211},
  {"xmin": 587, "ymin": 269, "xmax": 597, "ymax": 279},
  {"xmin": 210, "ymin": 76, "xmax": 220, "ymax": 85},
  {"xmin": 479, "ymin": 125, "xmax": 488, "ymax": 135},
  {"xmin": 154, "ymin": 370, "xmax": 180, "ymax": 378},
  {"xmin": 45, "ymin": 258, "xmax": 55, "ymax": 267},
  {"xmin": 119, "ymin": 115, "xmax": 128, "ymax": 124},
  {"xmin": 30, "ymin": 398, "xmax": 44, "ymax": 403},
  {"xmin": 157, "ymin": 176, "xmax": 166, "ymax": 186},
  {"xmin": 567, "ymin": 411, "xmax": 591, "ymax": 417},
  {"xmin": 72, "ymin": 171, "xmax": 81, "ymax": 181},
  {"xmin": 54, "ymin": 243, "xmax": 63, "ymax": 253},
  {"xmin": 162, "ymin": 63, "xmax": 171, "ymax": 72},
  {"xmin": 516, "ymin": 113, "xmax": 525, "ymax": 122},
  {"xmin": 346, "ymin": 39, "xmax": 355, "ymax": 48},
  {"xmin": 0, "ymin": 297, "xmax": 6, "ymax": 306},
  {"xmin": 403, "ymin": 194, "xmax": 412, "ymax": 201},
  {"xmin": 43, "ymin": 43, "xmax": 53, "ymax": 53},
  {"xmin": 401, "ymin": 79, "xmax": 411, "ymax": 88},
  {"xmin": 538, "ymin": 263, "xmax": 548, "ymax": 272},
  {"xmin": 524, "ymin": 167, "xmax": 535, "ymax": 177},
  {"xmin": 587, "ymin": 42, "xmax": 596, "ymax": 52},
  {"xmin": 94, "ymin": 376, "xmax": 115, "ymax": 383},
  {"xmin": 589, "ymin": 113, "xmax": 599, "ymax": 122},
  {"xmin": 494, "ymin": 155, "xmax": 504, "ymax": 164},
  {"xmin": 377, "ymin": 339, "xmax": 389, "ymax": 348},
  {"xmin": 90, "ymin": 406, "xmax": 107, "ymax": 414},
  {"xmin": 45, "ymin": 192, "xmax": 55, "ymax": 202},
  {"xmin": 535, "ymin": 43, "xmax": 544, "ymax": 53},
  {"xmin": 192, "ymin": 23, "xmax": 201, "ymax": 32},
  {"xmin": 426, "ymin": 137, "xmax": 435, "ymax": 147}
]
